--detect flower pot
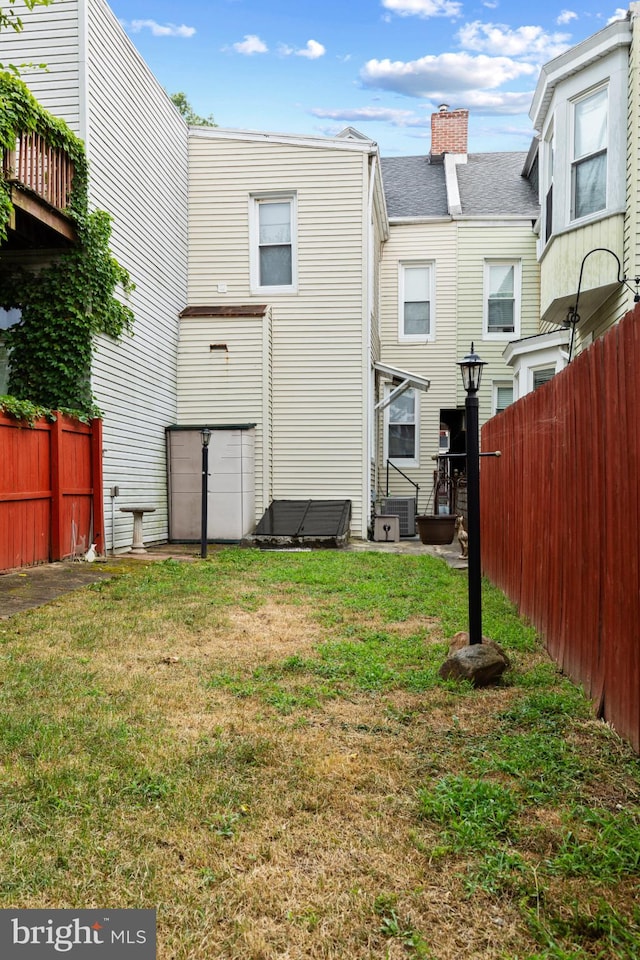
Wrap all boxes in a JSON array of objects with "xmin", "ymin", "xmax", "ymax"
[{"xmin": 416, "ymin": 514, "xmax": 456, "ymax": 545}]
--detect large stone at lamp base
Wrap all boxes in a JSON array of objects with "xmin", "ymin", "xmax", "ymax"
[{"xmin": 439, "ymin": 634, "xmax": 510, "ymax": 687}]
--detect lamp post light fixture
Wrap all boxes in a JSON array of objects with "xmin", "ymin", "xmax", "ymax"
[
  {"xmin": 457, "ymin": 343, "xmax": 487, "ymax": 646},
  {"xmin": 200, "ymin": 427, "xmax": 211, "ymax": 559}
]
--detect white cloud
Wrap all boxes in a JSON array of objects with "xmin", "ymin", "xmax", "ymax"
[
  {"xmin": 556, "ymin": 10, "xmax": 578, "ymax": 25},
  {"xmin": 361, "ymin": 51, "xmax": 535, "ymax": 100},
  {"xmin": 296, "ymin": 39, "xmax": 326, "ymax": 59},
  {"xmin": 381, "ymin": 0, "xmax": 462, "ymax": 18},
  {"xmin": 128, "ymin": 20, "xmax": 195, "ymax": 38},
  {"xmin": 310, "ymin": 106, "xmax": 430, "ymax": 127},
  {"xmin": 457, "ymin": 21, "xmax": 571, "ymax": 62},
  {"xmin": 607, "ymin": 8, "xmax": 628, "ymax": 24},
  {"xmin": 233, "ymin": 34, "xmax": 268, "ymax": 55},
  {"xmin": 483, "ymin": 1, "xmax": 499, "ymax": 7}
]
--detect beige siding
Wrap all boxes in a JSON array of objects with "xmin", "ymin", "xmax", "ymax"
[
  {"xmin": 378, "ymin": 221, "xmax": 458, "ymax": 510},
  {"xmin": 185, "ymin": 134, "xmax": 370, "ymax": 537},
  {"xmin": 177, "ymin": 314, "xmax": 271, "ymax": 524},
  {"xmin": 2, "ymin": 1, "xmax": 189, "ymax": 549},
  {"xmin": 458, "ymin": 222, "xmax": 539, "ymax": 423}
]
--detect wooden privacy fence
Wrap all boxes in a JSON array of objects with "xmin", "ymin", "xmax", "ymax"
[
  {"xmin": 481, "ymin": 303, "xmax": 640, "ymax": 750},
  {"xmin": 0, "ymin": 413, "xmax": 104, "ymax": 571}
]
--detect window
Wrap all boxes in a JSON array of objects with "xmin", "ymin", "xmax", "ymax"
[
  {"xmin": 250, "ymin": 194, "xmax": 296, "ymax": 293},
  {"xmin": 532, "ymin": 367, "xmax": 555, "ymax": 390},
  {"xmin": 399, "ymin": 262, "xmax": 434, "ymax": 341},
  {"xmin": 544, "ymin": 127, "xmax": 554, "ymax": 243},
  {"xmin": 385, "ymin": 387, "xmax": 418, "ymax": 466},
  {"xmin": 572, "ymin": 86, "xmax": 607, "ymax": 221},
  {"xmin": 0, "ymin": 308, "xmax": 19, "ymax": 395},
  {"xmin": 493, "ymin": 382, "xmax": 514, "ymax": 414},
  {"xmin": 484, "ymin": 261, "xmax": 520, "ymax": 338}
]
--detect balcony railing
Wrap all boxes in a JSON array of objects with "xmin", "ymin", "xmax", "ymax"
[{"xmin": 3, "ymin": 131, "xmax": 74, "ymax": 212}]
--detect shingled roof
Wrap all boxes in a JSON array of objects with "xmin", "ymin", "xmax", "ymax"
[
  {"xmin": 381, "ymin": 156, "xmax": 448, "ymax": 218},
  {"xmin": 381, "ymin": 151, "xmax": 539, "ymax": 220},
  {"xmin": 456, "ymin": 152, "xmax": 539, "ymax": 218}
]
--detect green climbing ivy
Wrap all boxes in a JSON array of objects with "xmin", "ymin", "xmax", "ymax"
[{"xmin": 0, "ymin": 70, "xmax": 134, "ymax": 417}]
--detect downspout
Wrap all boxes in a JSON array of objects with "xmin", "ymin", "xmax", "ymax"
[{"xmin": 365, "ymin": 152, "xmax": 377, "ymax": 538}]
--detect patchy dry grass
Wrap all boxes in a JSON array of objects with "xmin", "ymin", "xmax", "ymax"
[{"xmin": 0, "ymin": 549, "xmax": 638, "ymax": 959}]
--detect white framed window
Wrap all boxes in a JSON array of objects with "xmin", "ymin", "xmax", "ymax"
[
  {"xmin": 571, "ymin": 85, "xmax": 607, "ymax": 221},
  {"xmin": 532, "ymin": 366, "xmax": 556, "ymax": 390},
  {"xmin": 250, "ymin": 193, "xmax": 297, "ymax": 294},
  {"xmin": 398, "ymin": 262, "xmax": 434, "ymax": 341},
  {"xmin": 544, "ymin": 125, "xmax": 554, "ymax": 244},
  {"xmin": 493, "ymin": 381, "xmax": 514, "ymax": 415},
  {"xmin": 483, "ymin": 261, "xmax": 520, "ymax": 339},
  {"xmin": 384, "ymin": 387, "xmax": 419, "ymax": 467}
]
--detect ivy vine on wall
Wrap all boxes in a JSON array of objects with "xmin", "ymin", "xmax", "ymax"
[{"xmin": 0, "ymin": 71, "xmax": 134, "ymax": 417}]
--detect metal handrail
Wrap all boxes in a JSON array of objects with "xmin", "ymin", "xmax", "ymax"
[{"xmin": 385, "ymin": 459, "xmax": 420, "ymax": 499}]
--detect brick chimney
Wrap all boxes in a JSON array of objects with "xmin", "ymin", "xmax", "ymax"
[{"xmin": 430, "ymin": 104, "xmax": 469, "ymax": 157}]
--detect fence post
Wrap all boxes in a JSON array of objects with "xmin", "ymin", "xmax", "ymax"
[
  {"xmin": 91, "ymin": 418, "xmax": 105, "ymax": 556},
  {"xmin": 50, "ymin": 415, "xmax": 64, "ymax": 561}
]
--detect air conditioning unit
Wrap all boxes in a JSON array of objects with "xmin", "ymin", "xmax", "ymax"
[{"xmin": 379, "ymin": 497, "xmax": 417, "ymax": 537}]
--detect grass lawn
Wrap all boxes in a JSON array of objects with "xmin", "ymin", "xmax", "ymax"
[{"xmin": 0, "ymin": 548, "xmax": 638, "ymax": 959}]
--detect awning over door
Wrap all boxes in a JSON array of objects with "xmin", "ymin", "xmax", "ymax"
[{"xmin": 374, "ymin": 362, "xmax": 430, "ymax": 412}]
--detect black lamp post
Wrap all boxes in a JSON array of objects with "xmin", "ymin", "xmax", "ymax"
[
  {"xmin": 457, "ymin": 343, "xmax": 486, "ymax": 645},
  {"xmin": 200, "ymin": 427, "xmax": 211, "ymax": 559}
]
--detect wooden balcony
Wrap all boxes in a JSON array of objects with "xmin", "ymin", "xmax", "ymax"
[{"xmin": 2, "ymin": 132, "xmax": 77, "ymax": 248}]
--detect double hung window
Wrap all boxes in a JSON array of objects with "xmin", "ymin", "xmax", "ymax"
[
  {"xmin": 251, "ymin": 194, "xmax": 297, "ymax": 293},
  {"xmin": 385, "ymin": 387, "xmax": 418, "ymax": 466},
  {"xmin": 399, "ymin": 262, "xmax": 434, "ymax": 341},
  {"xmin": 572, "ymin": 86, "xmax": 607, "ymax": 221},
  {"xmin": 484, "ymin": 261, "xmax": 520, "ymax": 337}
]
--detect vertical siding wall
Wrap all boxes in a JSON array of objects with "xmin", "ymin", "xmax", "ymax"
[
  {"xmin": 0, "ymin": 413, "xmax": 103, "ymax": 570},
  {"xmin": 3, "ymin": 1, "xmax": 189, "ymax": 550},
  {"xmin": 481, "ymin": 303, "xmax": 640, "ymax": 750},
  {"xmin": 186, "ymin": 134, "xmax": 370, "ymax": 536}
]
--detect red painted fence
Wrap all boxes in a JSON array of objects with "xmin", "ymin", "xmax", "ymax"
[
  {"xmin": 481, "ymin": 303, "xmax": 640, "ymax": 750},
  {"xmin": 0, "ymin": 413, "xmax": 104, "ymax": 571}
]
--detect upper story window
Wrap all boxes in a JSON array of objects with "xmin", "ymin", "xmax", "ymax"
[
  {"xmin": 571, "ymin": 86, "xmax": 607, "ymax": 221},
  {"xmin": 544, "ymin": 128, "xmax": 554, "ymax": 243},
  {"xmin": 484, "ymin": 261, "xmax": 520, "ymax": 339},
  {"xmin": 250, "ymin": 194, "xmax": 297, "ymax": 294},
  {"xmin": 398, "ymin": 262, "xmax": 434, "ymax": 342}
]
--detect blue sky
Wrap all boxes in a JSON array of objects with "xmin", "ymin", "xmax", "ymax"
[{"xmin": 109, "ymin": 0, "xmax": 628, "ymax": 155}]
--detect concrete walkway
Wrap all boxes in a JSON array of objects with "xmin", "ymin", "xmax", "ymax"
[{"xmin": 0, "ymin": 537, "xmax": 467, "ymax": 620}]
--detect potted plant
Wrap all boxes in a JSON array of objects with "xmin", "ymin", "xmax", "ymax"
[{"xmin": 416, "ymin": 513, "xmax": 456, "ymax": 544}]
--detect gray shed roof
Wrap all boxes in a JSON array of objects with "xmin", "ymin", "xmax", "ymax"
[
  {"xmin": 381, "ymin": 156, "xmax": 448, "ymax": 218},
  {"xmin": 381, "ymin": 151, "xmax": 539, "ymax": 220},
  {"xmin": 456, "ymin": 152, "xmax": 539, "ymax": 218}
]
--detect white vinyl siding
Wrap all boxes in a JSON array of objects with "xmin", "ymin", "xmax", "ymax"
[
  {"xmin": 378, "ymin": 221, "xmax": 457, "ymax": 503},
  {"xmin": 458, "ymin": 222, "xmax": 539, "ymax": 424},
  {"xmin": 177, "ymin": 314, "xmax": 272, "ymax": 521},
  {"xmin": 484, "ymin": 260, "xmax": 520, "ymax": 338},
  {"xmin": 0, "ymin": 0, "xmax": 83, "ymax": 132},
  {"xmin": 186, "ymin": 133, "xmax": 373, "ymax": 537},
  {"xmin": 3, "ymin": 1, "xmax": 189, "ymax": 549},
  {"xmin": 398, "ymin": 262, "xmax": 434, "ymax": 341},
  {"xmin": 572, "ymin": 85, "xmax": 608, "ymax": 221}
]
